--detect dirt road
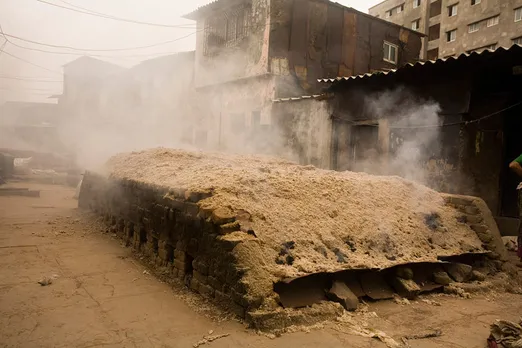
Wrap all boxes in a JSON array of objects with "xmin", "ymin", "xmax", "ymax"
[{"xmin": 1, "ymin": 182, "xmax": 521, "ymax": 348}]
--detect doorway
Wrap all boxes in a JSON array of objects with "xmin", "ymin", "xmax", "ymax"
[{"xmin": 500, "ymin": 103, "xmax": 522, "ymax": 217}]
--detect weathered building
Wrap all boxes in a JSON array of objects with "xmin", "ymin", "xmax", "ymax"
[
  {"xmin": 307, "ymin": 45, "xmax": 522, "ymax": 234},
  {"xmin": 369, "ymin": 0, "xmax": 522, "ymax": 60},
  {"xmin": 183, "ymin": 0, "xmax": 424, "ymax": 155}
]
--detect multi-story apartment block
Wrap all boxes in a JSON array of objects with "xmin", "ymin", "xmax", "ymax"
[{"xmin": 369, "ymin": 0, "xmax": 522, "ymax": 60}]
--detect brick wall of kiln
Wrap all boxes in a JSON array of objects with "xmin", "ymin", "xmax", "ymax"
[{"xmin": 78, "ymin": 171, "xmax": 253, "ymax": 318}]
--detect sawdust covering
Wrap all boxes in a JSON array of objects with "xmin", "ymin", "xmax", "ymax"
[{"xmin": 106, "ymin": 148, "xmax": 485, "ymax": 281}]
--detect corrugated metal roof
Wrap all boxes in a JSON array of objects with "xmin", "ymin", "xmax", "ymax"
[
  {"xmin": 273, "ymin": 94, "xmax": 324, "ymax": 103},
  {"xmin": 182, "ymin": 0, "xmax": 224, "ymax": 20},
  {"xmin": 318, "ymin": 44, "xmax": 522, "ymax": 84}
]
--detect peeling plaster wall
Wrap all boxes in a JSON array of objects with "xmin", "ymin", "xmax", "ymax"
[{"xmin": 272, "ymin": 99, "xmax": 332, "ymax": 168}]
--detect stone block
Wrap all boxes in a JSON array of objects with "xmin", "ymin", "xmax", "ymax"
[
  {"xmin": 193, "ymin": 270, "xmax": 208, "ymax": 285},
  {"xmin": 198, "ymin": 283, "xmax": 215, "ymax": 298},
  {"xmin": 464, "ymin": 206, "xmax": 480, "ymax": 215},
  {"xmin": 433, "ymin": 271, "xmax": 452, "ymax": 285},
  {"xmin": 360, "ymin": 272, "xmax": 395, "ymax": 300},
  {"xmin": 211, "ymin": 207, "xmax": 235, "ymax": 225},
  {"xmin": 184, "ymin": 202, "xmax": 200, "ymax": 218},
  {"xmin": 466, "ymin": 215, "xmax": 483, "ymax": 224},
  {"xmin": 207, "ymin": 276, "xmax": 223, "ymax": 291},
  {"xmin": 471, "ymin": 270, "xmax": 486, "ymax": 281},
  {"xmin": 219, "ymin": 221, "xmax": 240, "ymax": 235},
  {"xmin": 326, "ymin": 281, "xmax": 359, "ymax": 311},
  {"xmin": 190, "ymin": 278, "xmax": 200, "ymax": 292},
  {"xmin": 230, "ymin": 288, "xmax": 250, "ymax": 308},
  {"xmin": 170, "ymin": 199, "xmax": 185, "ymax": 211},
  {"xmin": 444, "ymin": 263, "xmax": 473, "ymax": 282},
  {"xmin": 390, "ymin": 277, "xmax": 420, "ymax": 299},
  {"xmin": 215, "ymin": 291, "xmax": 245, "ymax": 318},
  {"xmin": 395, "ymin": 267, "xmax": 414, "ymax": 280},
  {"xmin": 173, "ymin": 260, "xmax": 186, "ymax": 272},
  {"xmin": 174, "ymin": 249, "xmax": 186, "ymax": 262},
  {"xmin": 192, "ymin": 258, "xmax": 209, "ymax": 275},
  {"xmin": 471, "ymin": 224, "xmax": 488, "ymax": 234}
]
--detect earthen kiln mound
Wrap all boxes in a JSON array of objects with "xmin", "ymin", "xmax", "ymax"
[{"xmin": 79, "ymin": 148, "xmax": 508, "ymax": 330}]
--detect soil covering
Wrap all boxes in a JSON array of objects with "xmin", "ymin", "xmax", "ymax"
[{"xmin": 106, "ymin": 148, "xmax": 486, "ymax": 302}]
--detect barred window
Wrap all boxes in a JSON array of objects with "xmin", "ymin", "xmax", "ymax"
[{"xmin": 204, "ymin": 5, "xmax": 251, "ymax": 57}]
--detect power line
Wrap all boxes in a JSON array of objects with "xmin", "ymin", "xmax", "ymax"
[
  {"xmin": 0, "ymin": 75, "xmax": 62, "ymax": 82},
  {"xmin": 331, "ymin": 100, "xmax": 522, "ymax": 129},
  {"xmin": 1, "ymin": 49, "xmax": 63, "ymax": 75},
  {"xmin": 2, "ymin": 31, "xmax": 198, "ymax": 53},
  {"xmin": 36, "ymin": 0, "xmax": 197, "ymax": 29}
]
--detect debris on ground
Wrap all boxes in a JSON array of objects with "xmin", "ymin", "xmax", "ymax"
[
  {"xmin": 393, "ymin": 295, "xmax": 411, "ymax": 306},
  {"xmin": 488, "ymin": 319, "xmax": 522, "ymax": 348},
  {"xmin": 404, "ymin": 329, "xmax": 443, "ymax": 340},
  {"xmin": 193, "ymin": 333, "xmax": 230, "ymax": 347},
  {"xmin": 38, "ymin": 274, "xmax": 59, "ymax": 286}
]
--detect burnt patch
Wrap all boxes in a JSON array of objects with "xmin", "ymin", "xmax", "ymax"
[{"xmin": 425, "ymin": 213, "xmax": 442, "ymax": 230}]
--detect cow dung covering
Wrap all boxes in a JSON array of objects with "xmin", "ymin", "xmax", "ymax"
[{"xmin": 105, "ymin": 148, "xmax": 485, "ymax": 307}]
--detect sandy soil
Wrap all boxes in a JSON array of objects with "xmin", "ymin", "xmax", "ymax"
[
  {"xmin": 107, "ymin": 148, "xmax": 484, "ymax": 278},
  {"xmin": 1, "ymin": 181, "xmax": 521, "ymax": 348}
]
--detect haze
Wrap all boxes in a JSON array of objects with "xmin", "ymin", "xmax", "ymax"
[{"xmin": 0, "ymin": 0, "xmax": 382, "ymax": 103}]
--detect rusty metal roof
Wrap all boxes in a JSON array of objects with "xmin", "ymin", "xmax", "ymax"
[{"xmin": 318, "ymin": 44, "xmax": 522, "ymax": 84}]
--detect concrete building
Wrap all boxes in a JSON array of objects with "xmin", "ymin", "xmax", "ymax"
[
  {"xmin": 276, "ymin": 45, "xmax": 522, "ymax": 234},
  {"xmin": 369, "ymin": 0, "xmax": 522, "ymax": 60},
  {"xmin": 183, "ymin": 0, "xmax": 424, "ymax": 158}
]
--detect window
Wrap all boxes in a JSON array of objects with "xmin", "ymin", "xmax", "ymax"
[
  {"xmin": 386, "ymin": 10, "xmax": 392, "ymax": 18},
  {"xmin": 487, "ymin": 15, "xmax": 499, "ymax": 27},
  {"xmin": 515, "ymin": 8, "xmax": 522, "ymax": 22},
  {"xmin": 514, "ymin": 37, "xmax": 522, "ymax": 45},
  {"xmin": 448, "ymin": 4, "xmax": 458, "ymax": 17},
  {"xmin": 471, "ymin": 0, "xmax": 481, "ymax": 5},
  {"xmin": 412, "ymin": 19, "xmax": 421, "ymax": 30},
  {"xmin": 468, "ymin": 22, "xmax": 479, "ymax": 33},
  {"xmin": 383, "ymin": 41, "xmax": 398, "ymax": 64},
  {"xmin": 447, "ymin": 29, "xmax": 456, "ymax": 42},
  {"xmin": 428, "ymin": 23, "xmax": 441, "ymax": 41},
  {"xmin": 397, "ymin": 4, "xmax": 404, "ymax": 13},
  {"xmin": 430, "ymin": 0, "xmax": 442, "ymax": 18},
  {"xmin": 427, "ymin": 47, "xmax": 439, "ymax": 60},
  {"xmin": 203, "ymin": 5, "xmax": 251, "ymax": 56},
  {"xmin": 413, "ymin": 0, "xmax": 421, "ymax": 8}
]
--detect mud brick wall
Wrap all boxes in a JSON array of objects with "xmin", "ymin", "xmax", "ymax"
[
  {"xmin": 79, "ymin": 171, "xmax": 253, "ymax": 319},
  {"xmin": 443, "ymin": 194, "xmax": 508, "ymax": 262}
]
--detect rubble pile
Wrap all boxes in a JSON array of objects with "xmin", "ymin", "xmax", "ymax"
[{"xmin": 79, "ymin": 148, "xmax": 509, "ymax": 330}]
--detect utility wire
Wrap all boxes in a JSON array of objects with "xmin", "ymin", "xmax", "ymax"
[
  {"xmin": 331, "ymin": 100, "xmax": 522, "ymax": 129},
  {"xmin": 2, "ymin": 31, "xmax": 198, "ymax": 53},
  {"xmin": 0, "ymin": 22, "xmax": 62, "ymax": 75},
  {"xmin": 36, "ymin": 0, "xmax": 197, "ymax": 29},
  {"xmin": 0, "ymin": 75, "xmax": 62, "ymax": 82},
  {"xmin": 1, "ymin": 50, "xmax": 63, "ymax": 75}
]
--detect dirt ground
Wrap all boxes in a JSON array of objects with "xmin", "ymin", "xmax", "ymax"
[{"xmin": 1, "ymin": 182, "xmax": 522, "ymax": 348}]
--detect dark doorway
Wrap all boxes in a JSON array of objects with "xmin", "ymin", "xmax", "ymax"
[
  {"xmin": 350, "ymin": 125, "xmax": 379, "ymax": 172},
  {"xmin": 500, "ymin": 104, "xmax": 522, "ymax": 217}
]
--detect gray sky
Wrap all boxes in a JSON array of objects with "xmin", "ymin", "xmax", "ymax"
[{"xmin": 0, "ymin": 0, "xmax": 382, "ymax": 103}]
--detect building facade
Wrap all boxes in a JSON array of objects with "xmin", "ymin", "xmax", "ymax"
[
  {"xmin": 183, "ymin": 0, "xmax": 424, "ymax": 156},
  {"xmin": 369, "ymin": 0, "xmax": 522, "ymax": 60},
  {"xmin": 306, "ymin": 46, "xmax": 522, "ymax": 234}
]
